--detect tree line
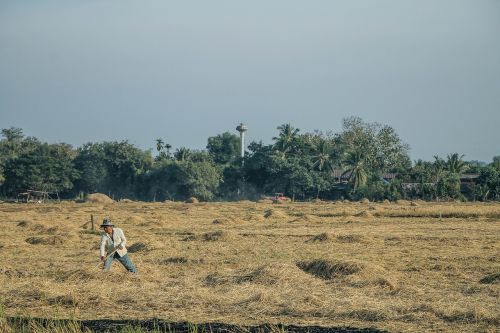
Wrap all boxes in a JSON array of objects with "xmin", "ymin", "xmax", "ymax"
[{"xmin": 0, "ymin": 117, "xmax": 498, "ymax": 202}]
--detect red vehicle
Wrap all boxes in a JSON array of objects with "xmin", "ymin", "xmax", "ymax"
[{"xmin": 274, "ymin": 193, "xmax": 290, "ymax": 201}]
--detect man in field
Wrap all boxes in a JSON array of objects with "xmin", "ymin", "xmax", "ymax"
[{"xmin": 100, "ymin": 218, "xmax": 137, "ymax": 273}]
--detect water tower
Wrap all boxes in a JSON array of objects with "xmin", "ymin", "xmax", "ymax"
[{"xmin": 236, "ymin": 123, "xmax": 248, "ymax": 160}]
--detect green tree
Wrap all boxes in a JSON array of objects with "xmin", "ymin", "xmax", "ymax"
[
  {"xmin": 3, "ymin": 142, "xmax": 78, "ymax": 196},
  {"xmin": 0, "ymin": 127, "xmax": 25, "ymax": 185},
  {"xmin": 490, "ymin": 156, "xmax": 500, "ymax": 172},
  {"xmin": 172, "ymin": 161, "xmax": 221, "ymax": 201},
  {"xmin": 268, "ymin": 156, "xmax": 313, "ymax": 201},
  {"xmin": 174, "ymin": 147, "xmax": 192, "ymax": 162},
  {"xmin": 73, "ymin": 143, "xmax": 108, "ymax": 195},
  {"xmin": 155, "ymin": 138, "xmax": 172, "ymax": 161},
  {"xmin": 272, "ymin": 124, "xmax": 300, "ymax": 158},
  {"xmin": 206, "ymin": 132, "xmax": 240, "ymax": 165},
  {"xmin": 155, "ymin": 138, "xmax": 164, "ymax": 153},
  {"xmin": 445, "ymin": 153, "xmax": 468, "ymax": 175},
  {"xmin": 344, "ymin": 150, "xmax": 369, "ymax": 190},
  {"xmin": 338, "ymin": 117, "xmax": 410, "ymax": 173},
  {"xmin": 243, "ymin": 141, "xmax": 275, "ymax": 194},
  {"xmin": 311, "ymin": 139, "xmax": 335, "ymax": 172},
  {"xmin": 101, "ymin": 141, "xmax": 153, "ymax": 198},
  {"xmin": 476, "ymin": 166, "xmax": 499, "ymax": 200}
]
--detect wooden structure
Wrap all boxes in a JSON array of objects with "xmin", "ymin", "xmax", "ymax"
[{"xmin": 17, "ymin": 190, "xmax": 55, "ymax": 203}]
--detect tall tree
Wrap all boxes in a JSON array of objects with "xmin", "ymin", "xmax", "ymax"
[
  {"xmin": 492, "ymin": 156, "xmax": 500, "ymax": 171},
  {"xmin": 3, "ymin": 142, "xmax": 78, "ymax": 196},
  {"xmin": 1, "ymin": 127, "xmax": 24, "ymax": 142},
  {"xmin": 445, "ymin": 153, "xmax": 468, "ymax": 175},
  {"xmin": 73, "ymin": 143, "xmax": 108, "ymax": 195},
  {"xmin": 311, "ymin": 139, "xmax": 335, "ymax": 172},
  {"xmin": 105, "ymin": 141, "xmax": 153, "ymax": 198},
  {"xmin": 172, "ymin": 161, "xmax": 221, "ymax": 201},
  {"xmin": 206, "ymin": 132, "xmax": 240, "ymax": 165},
  {"xmin": 344, "ymin": 150, "xmax": 369, "ymax": 190},
  {"xmin": 174, "ymin": 147, "xmax": 192, "ymax": 162},
  {"xmin": 338, "ymin": 117, "xmax": 410, "ymax": 174},
  {"xmin": 155, "ymin": 138, "xmax": 164, "ymax": 153},
  {"xmin": 272, "ymin": 124, "xmax": 300, "ymax": 158}
]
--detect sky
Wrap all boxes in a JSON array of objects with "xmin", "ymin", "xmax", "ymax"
[{"xmin": 0, "ymin": 0, "xmax": 499, "ymax": 162}]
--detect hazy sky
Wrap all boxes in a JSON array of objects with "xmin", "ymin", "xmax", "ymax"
[{"xmin": 1, "ymin": 0, "xmax": 499, "ymax": 162}]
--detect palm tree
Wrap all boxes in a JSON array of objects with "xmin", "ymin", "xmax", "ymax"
[
  {"xmin": 445, "ymin": 153, "xmax": 468, "ymax": 175},
  {"xmin": 344, "ymin": 150, "xmax": 368, "ymax": 189},
  {"xmin": 165, "ymin": 143, "xmax": 172, "ymax": 157},
  {"xmin": 174, "ymin": 147, "xmax": 191, "ymax": 161},
  {"xmin": 432, "ymin": 156, "xmax": 446, "ymax": 183},
  {"xmin": 272, "ymin": 124, "xmax": 300, "ymax": 158},
  {"xmin": 311, "ymin": 139, "xmax": 334, "ymax": 172},
  {"xmin": 155, "ymin": 139, "xmax": 164, "ymax": 153}
]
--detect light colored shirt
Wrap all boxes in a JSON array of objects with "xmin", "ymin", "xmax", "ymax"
[{"xmin": 100, "ymin": 227, "xmax": 128, "ymax": 257}]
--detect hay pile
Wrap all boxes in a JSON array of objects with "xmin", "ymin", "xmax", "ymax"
[
  {"xmin": 185, "ymin": 197, "xmax": 199, "ymax": 203},
  {"xmin": 299, "ymin": 214, "xmax": 317, "ymax": 222},
  {"xmin": 263, "ymin": 209, "xmax": 287, "ymax": 219},
  {"xmin": 212, "ymin": 217, "xmax": 243, "ymax": 225},
  {"xmin": 85, "ymin": 193, "xmax": 114, "ymax": 204},
  {"xmin": 25, "ymin": 235, "xmax": 65, "ymax": 246},
  {"xmin": 396, "ymin": 199, "xmax": 410, "ymax": 205},
  {"xmin": 243, "ymin": 214, "xmax": 266, "ymax": 222},
  {"xmin": 205, "ymin": 263, "xmax": 321, "ymax": 287},
  {"xmin": 297, "ymin": 259, "xmax": 397, "ymax": 289},
  {"xmin": 307, "ymin": 232, "xmax": 334, "ymax": 242},
  {"xmin": 202, "ymin": 231, "xmax": 236, "ymax": 242},
  {"xmin": 336, "ymin": 234, "xmax": 364, "ymax": 243},
  {"xmin": 17, "ymin": 220, "xmax": 47, "ymax": 232},
  {"xmin": 354, "ymin": 210, "xmax": 373, "ymax": 218},
  {"xmin": 127, "ymin": 242, "xmax": 150, "ymax": 253},
  {"xmin": 479, "ymin": 272, "xmax": 500, "ymax": 284}
]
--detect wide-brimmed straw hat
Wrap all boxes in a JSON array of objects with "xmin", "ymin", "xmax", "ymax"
[{"xmin": 100, "ymin": 218, "xmax": 114, "ymax": 228}]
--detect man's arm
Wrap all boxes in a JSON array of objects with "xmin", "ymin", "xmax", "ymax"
[
  {"xmin": 100, "ymin": 235, "xmax": 107, "ymax": 260},
  {"xmin": 118, "ymin": 229, "xmax": 127, "ymax": 249}
]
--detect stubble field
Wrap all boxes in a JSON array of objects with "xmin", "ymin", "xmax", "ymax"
[{"xmin": 0, "ymin": 200, "xmax": 499, "ymax": 332}]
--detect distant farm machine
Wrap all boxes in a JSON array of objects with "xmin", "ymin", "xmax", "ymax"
[{"xmin": 17, "ymin": 190, "xmax": 59, "ymax": 203}]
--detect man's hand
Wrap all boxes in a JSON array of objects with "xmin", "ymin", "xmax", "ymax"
[
  {"xmin": 100, "ymin": 256, "xmax": 105, "ymax": 261},
  {"xmin": 118, "ymin": 244, "xmax": 124, "ymax": 250}
]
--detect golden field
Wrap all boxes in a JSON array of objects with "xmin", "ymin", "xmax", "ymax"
[{"xmin": 0, "ymin": 200, "xmax": 499, "ymax": 332}]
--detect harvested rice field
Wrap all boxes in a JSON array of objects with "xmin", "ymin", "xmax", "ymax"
[{"xmin": 0, "ymin": 200, "xmax": 499, "ymax": 332}]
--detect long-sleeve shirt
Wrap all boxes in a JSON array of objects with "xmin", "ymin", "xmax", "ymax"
[{"xmin": 100, "ymin": 227, "xmax": 128, "ymax": 257}]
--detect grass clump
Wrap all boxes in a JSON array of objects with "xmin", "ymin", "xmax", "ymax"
[
  {"xmin": 336, "ymin": 234, "xmax": 364, "ymax": 243},
  {"xmin": 202, "ymin": 231, "xmax": 227, "ymax": 241},
  {"xmin": 479, "ymin": 272, "xmax": 500, "ymax": 284},
  {"xmin": 25, "ymin": 236, "xmax": 65, "ymax": 245},
  {"xmin": 307, "ymin": 233, "xmax": 333, "ymax": 242},
  {"xmin": 297, "ymin": 259, "xmax": 363, "ymax": 280},
  {"xmin": 128, "ymin": 242, "xmax": 149, "ymax": 253}
]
